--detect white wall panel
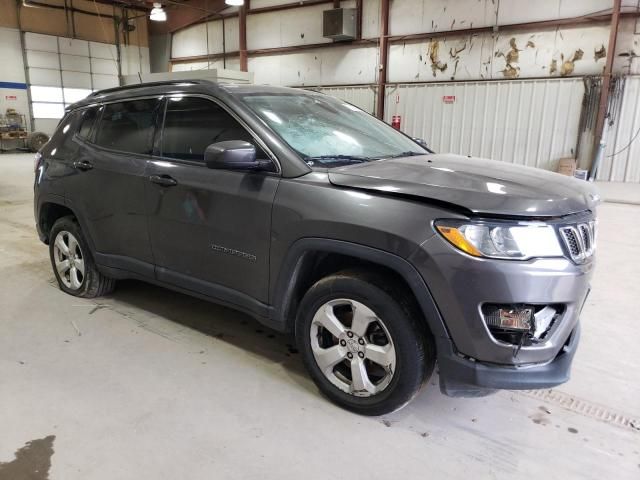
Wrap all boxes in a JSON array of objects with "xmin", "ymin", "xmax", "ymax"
[
  {"xmin": 205, "ymin": 20, "xmax": 225, "ymax": 55},
  {"xmin": 172, "ymin": 23, "xmax": 208, "ymax": 58},
  {"xmin": 60, "ymin": 54, "xmax": 91, "ymax": 72},
  {"xmin": 309, "ymin": 85, "xmax": 377, "ymax": 114},
  {"xmin": 224, "ymin": 17, "xmax": 240, "ymax": 53},
  {"xmin": 28, "ymin": 68, "xmax": 61, "ymax": 87},
  {"xmin": 362, "ymin": 0, "xmax": 380, "ymax": 39},
  {"xmin": 89, "ymin": 42, "xmax": 118, "ymax": 61},
  {"xmin": 385, "ymin": 78, "xmax": 584, "ymax": 172},
  {"xmin": 390, "ymin": 0, "xmax": 496, "ymax": 36},
  {"xmin": 62, "ymin": 71, "xmax": 92, "ymax": 89},
  {"xmin": 249, "ymin": 45, "xmax": 377, "ymax": 86},
  {"xmin": 0, "ymin": 28, "xmax": 27, "ymax": 83},
  {"xmin": 497, "ymin": 0, "xmax": 610, "ymax": 25},
  {"xmin": 24, "ymin": 32, "xmax": 58, "ymax": 53},
  {"xmin": 25, "ymin": 50, "xmax": 59, "ymax": 69},
  {"xmin": 599, "ymin": 76, "xmax": 640, "ymax": 183},
  {"xmin": 92, "ymin": 74, "xmax": 118, "ymax": 90},
  {"xmin": 91, "ymin": 58, "xmax": 118, "ymax": 76},
  {"xmin": 58, "ymin": 37, "xmax": 89, "ymax": 56},
  {"xmin": 247, "ymin": 5, "xmax": 333, "ymax": 50}
]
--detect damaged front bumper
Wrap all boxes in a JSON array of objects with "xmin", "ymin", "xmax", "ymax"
[{"xmin": 436, "ymin": 323, "xmax": 580, "ymax": 397}]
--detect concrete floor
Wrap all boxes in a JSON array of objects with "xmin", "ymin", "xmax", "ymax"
[{"xmin": 0, "ymin": 152, "xmax": 638, "ymax": 479}]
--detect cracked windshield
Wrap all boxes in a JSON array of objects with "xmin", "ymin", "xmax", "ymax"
[{"xmin": 241, "ymin": 93, "xmax": 428, "ymax": 168}]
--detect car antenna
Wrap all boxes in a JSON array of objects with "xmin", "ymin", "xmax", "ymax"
[{"xmin": 138, "ymin": 72, "xmax": 143, "ymax": 84}]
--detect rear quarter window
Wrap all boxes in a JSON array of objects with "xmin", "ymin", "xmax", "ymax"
[{"xmin": 77, "ymin": 106, "xmax": 101, "ymax": 141}]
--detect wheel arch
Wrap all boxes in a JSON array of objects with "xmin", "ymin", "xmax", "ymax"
[
  {"xmin": 38, "ymin": 201, "xmax": 76, "ymax": 244},
  {"xmin": 37, "ymin": 200, "xmax": 96, "ymax": 253},
  {"xmin": 271, "ymin": 238, "xmax": 451, "ymax": 343}
]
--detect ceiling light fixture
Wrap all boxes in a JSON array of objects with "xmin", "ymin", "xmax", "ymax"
[
  {"xmin": 225, "ymin": 0, "xmax": 245, "ymax": 5},
  {"xmin": 150, "ymin": 3, "xmax": 167, "ymax": 22}
]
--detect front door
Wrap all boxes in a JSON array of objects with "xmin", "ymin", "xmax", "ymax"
[{"xmin": 145, "ymin": 95, "xmax": 279, "ymax": 306}]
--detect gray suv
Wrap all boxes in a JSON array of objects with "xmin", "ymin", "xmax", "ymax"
[{"xmin": 34, "ymin": 80, "xmax": 598, "ymax": 415}]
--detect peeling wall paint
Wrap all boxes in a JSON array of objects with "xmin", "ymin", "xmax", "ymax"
[{"xmin": 172, "ymin": 1, "xmax": 639, "ymax": 85}]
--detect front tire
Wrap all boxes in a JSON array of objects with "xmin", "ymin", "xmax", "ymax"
[
  {"xmin": 49, "ymin": 216, "xmax": 115, "ymax": 298},
  {"xmin": 296, "ymin": 270, "xmax": 435, "ymax": 415}
]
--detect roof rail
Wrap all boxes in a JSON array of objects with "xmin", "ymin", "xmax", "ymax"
[{"xmin": 88, "ymin": 80, "xmax": 206, "ymax": 97}]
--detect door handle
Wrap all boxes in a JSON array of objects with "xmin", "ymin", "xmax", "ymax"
[
  {"xmin": 149, "ymin": 174, "xmax": 178, "ymax": 187},
  {"xmin": 73, "ymin": 160, "xmax": 93, "ymax": 171}
]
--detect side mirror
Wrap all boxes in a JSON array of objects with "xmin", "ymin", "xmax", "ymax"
[
  {"xmin": 413, "ymin": 137, "xmax": 429, "ymax": 149},
  {"xmin": 204, "ymin": 140, "xmax": 269, "ymax": 171}
]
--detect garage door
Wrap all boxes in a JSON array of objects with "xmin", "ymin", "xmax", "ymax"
[{"xmin": 24, "ymin": 32, "xmax": 120, "ymax": 134}]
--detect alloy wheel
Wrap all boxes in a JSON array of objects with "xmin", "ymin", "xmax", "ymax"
[
  {"xmin": 53, "ymin": 230, "xmax": 85, "ymax": 290},
  {"xmin": 310, "ymin": 298, "xmax": 397, "ymax": 397}
]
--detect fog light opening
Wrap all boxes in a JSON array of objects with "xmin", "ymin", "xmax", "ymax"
[{"xmin": 482, "ymin": 304, "xmax": 563, "ymax": 352}]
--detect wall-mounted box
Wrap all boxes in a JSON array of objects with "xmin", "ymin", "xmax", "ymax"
[{"xmin": 323, "ymin": 8, "xmax": 356, "ymax": 41}]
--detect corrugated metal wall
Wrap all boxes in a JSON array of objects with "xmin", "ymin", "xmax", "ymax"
[
  {"xmin": 599, "ymin": 76, "xmax": 640, "ymax": 183},
  {"xmin": 383, "ymin": 78, "xmax": 585, "ymax": 172},
  {"xmin": 307, "ymin": 85, "xmax": 378, "ymax": 115}
]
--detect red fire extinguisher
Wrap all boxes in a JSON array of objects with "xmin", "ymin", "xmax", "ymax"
[{"xmin": 391, "ymin": 115, "xmax": 401, "ymax": 130}]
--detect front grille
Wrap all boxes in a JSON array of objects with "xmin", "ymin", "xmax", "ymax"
[{"xmin": 559, "ymin": 220, "xmax": 596, "ymax": 264}]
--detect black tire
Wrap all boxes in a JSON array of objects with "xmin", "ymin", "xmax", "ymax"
[
  {"xmin": 27, "ymin": 131, "xmax": 49, "ymax": 152},
  {"xmin": 49, "ymin": 216, "xmax": 115, "ymax": 298},
  {"xmin": 296, "ymin": 269, "xmax": 435, "ymax": 416}
]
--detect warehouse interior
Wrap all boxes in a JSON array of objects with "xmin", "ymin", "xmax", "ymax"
[{"xmin": 1, "ymin": 0, "xmax": 639, "ymax": 479}]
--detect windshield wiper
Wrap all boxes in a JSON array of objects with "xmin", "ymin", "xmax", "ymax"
[
  {"xmin": 385, "ymin": 151, "xmax": 426, "ymax": 159},
  {"xmin": 306, "ymin": 154, "xmax": 373, "ymax": 164}
]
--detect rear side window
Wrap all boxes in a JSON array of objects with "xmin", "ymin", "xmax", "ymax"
[
  {"xmin": 77, "ymin": 106, "xmax": 100, "ymax": 141},
  {"xmin": 48, "ymin": 111, "xmax": 80, "ymax": 159},
  {"xmin": 161, "ymin": 96, "xmax": 267, "ymax": 162},
  {"xmin": 95, "ymin": 99, "xmax": 160, "ymax": 154}
]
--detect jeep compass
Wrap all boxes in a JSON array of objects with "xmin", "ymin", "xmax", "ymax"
[{"xmin": 34, "ymin": 80, "xmax": 598, "ymax": 415}]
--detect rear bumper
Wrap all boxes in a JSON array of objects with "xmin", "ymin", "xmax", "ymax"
[{"xmin": 437, "ymin": 323, "xmax": 580, "ymax": 397}]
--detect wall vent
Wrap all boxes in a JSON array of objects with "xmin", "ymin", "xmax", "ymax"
[{"xmin": 323, "ymin": 8, "xmax": 356, "ymax": 41}]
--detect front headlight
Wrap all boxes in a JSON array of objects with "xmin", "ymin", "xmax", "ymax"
[{"xmin": 435, "ymin": 220, "xmax": 563, "ymax": 260}]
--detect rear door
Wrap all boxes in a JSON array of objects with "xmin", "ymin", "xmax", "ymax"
[
  {"xmin": 67, "ymin": 97, "xmax": 163, "ymax": 276},
  {"xmin": 145, "ymin": 95, "xmax": 280, "ymax": 304}
]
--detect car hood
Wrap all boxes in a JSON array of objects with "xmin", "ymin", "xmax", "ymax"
[{"xmin": 328, "ymin": 154, "xmax": 600, "ymax": 217}]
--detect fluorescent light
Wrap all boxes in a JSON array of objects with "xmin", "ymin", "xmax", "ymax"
[
  {"xmin": 225, "ymin": 0, "xmax": 245, "ymax": 5},
  {"xmin": 150, "ymin": 3, "xmax": 166, "ymax": 21}
]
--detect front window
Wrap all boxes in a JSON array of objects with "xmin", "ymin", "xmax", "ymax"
[{"xmin": 240, "ymin": 93, "xmax": 427, "ymax": 168}]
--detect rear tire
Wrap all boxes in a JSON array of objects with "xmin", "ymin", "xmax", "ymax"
[
  {"xmin": 296, "ymin": 270, "xmax": 435, "ymax": 415},
  {"xmin": 49, "ymin": 216, "xmax": 115, "ymax": 298}
]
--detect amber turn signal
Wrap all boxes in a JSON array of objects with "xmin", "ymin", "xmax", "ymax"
[{"xmin": 436, "ymin": 225, "xmax": 482, "ymax": 257}]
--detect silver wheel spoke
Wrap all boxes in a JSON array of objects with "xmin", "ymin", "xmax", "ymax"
[
  {"xmin": 314, "ymin": 304, "xmax": 346, "ymax": 338},
  {"xmin": 68, "ymin": 235, "xmax": 79, "ymax": 256},
  {"xmin": 365, "ymin": 344, "xmax": 395, "ymax": 368},
  {"xmin": 69, "ymin": 266, "xmax": 82, "ymax": 289},
  {"xmin": 313, "ymin": 345, "xmax": 345, "ymax": 373},
  {"xmin": 55, "ymin": 235, "xmax": 69, "ymax": 256},
  {"xmin": 55, "ymin": 258, "xmax": 70, "ymax": 274},
  {"xmin": 351, "ymin": 303, "xmax": 376, "ymax": 337},
  {"xmin": 350, "ymin": 358, "xmax": 376, "ymax": 395},
  {"xmin": 74, "ymin": 257, "xmax": 85, "ymax": 275}
]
